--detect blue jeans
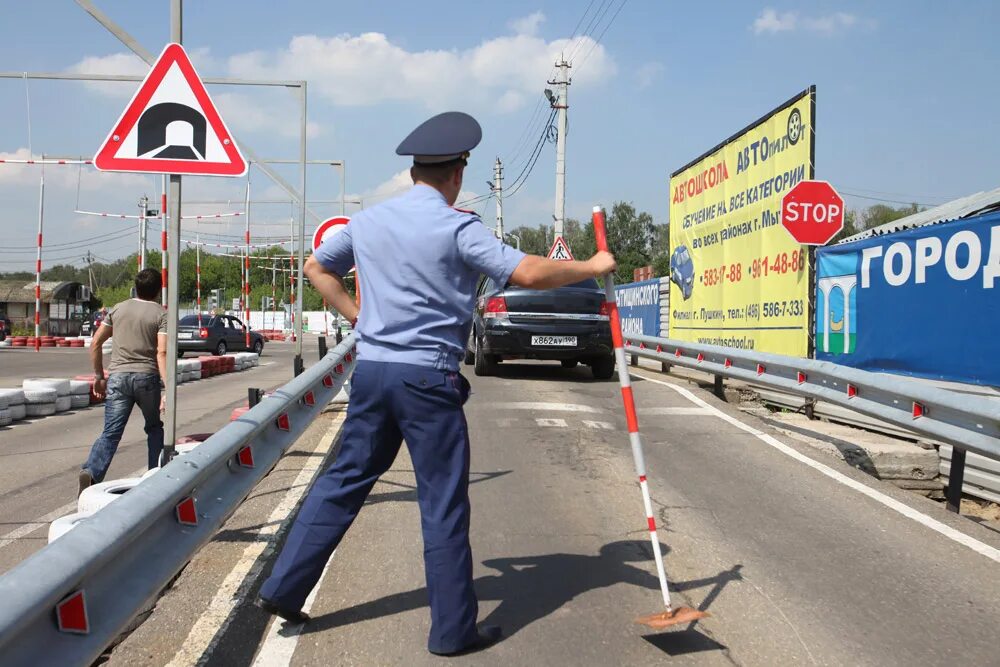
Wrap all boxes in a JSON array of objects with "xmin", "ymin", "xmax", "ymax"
[{"xmin": 83, "ymin": 372, "xmax": 163, "ymax": 483}]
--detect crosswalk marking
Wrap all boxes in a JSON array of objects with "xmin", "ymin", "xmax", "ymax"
[
  {"xmin": 582, "ymin": 420, "xmax": 614, "ymax": 430},
  {"xmin": 535, "ymin": 418, "xmax": 568, "ymax": 427}
]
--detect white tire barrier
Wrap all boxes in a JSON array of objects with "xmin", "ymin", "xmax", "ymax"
[
  {"xmin": 8, "ymin": 404, "xmax": 26, "ymax": 421},
  {"xmin": 0, "ymin": 409, "xmax": 11, "ymax": 427},
  {"xmin": 0, "ymin": 339, "xmax": 10, "ymax": 348},
  {"xmin": 23, "ymin": 378, "xmax": 70, "ymax": 397},
  {"xmin": 25, "ymin": 402, "xmax": 56, "ymax": 417},
  {"xmin": 0, "ymin": 389, "xmax": 25, "ymax": 406},
  {"xmin": 54, "ymin": 396, "xmax": 72, "ymax": 413},
  {"xmin": 0, "ymin": 394, "xmax": 9, "ymax": 411},
  {"xmin": 69, "ymin": 380, "xmax": 91, "ymax": 396},
  {"xmin": 77, "ymin": 477, "xmax": 144, "ymax": 514},
  {"xmin": 23, "ymin": 388, "xmax": 57, "ymax": 404},
  {"xmin": 47, "ymin": 512, "xmax": 91, "ymax": 544},
  {"xmin": 69, "ymin": 394, "xmax": 90, "ymax": 409}
]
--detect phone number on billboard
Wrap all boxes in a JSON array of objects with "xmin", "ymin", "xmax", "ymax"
[
  {"xmin": 762, "ymin": 299, "xmax": 804, "ymax": 318},
  {"xmin": 701, "ymin": 250, "xmax": 806, "ymax": 286}
]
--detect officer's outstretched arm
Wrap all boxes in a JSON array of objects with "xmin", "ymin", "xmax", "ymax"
[
  {"xmin": 304, "ymin": 255, "xmax": 360, "ymax": 323},
  {"xmin": 509, "ymin": 251, "xmax": 616, "ymax": 290}
]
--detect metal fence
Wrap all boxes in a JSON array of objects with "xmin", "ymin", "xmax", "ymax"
[
  {"xmin": 623, "ymin": 333, "xmax": 1000, "ymax": 512},
  {"xmin": 0, "ymin": 334, "xmax": 357, "ymax": 666}
]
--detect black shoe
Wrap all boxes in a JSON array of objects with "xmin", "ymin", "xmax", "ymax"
[
  {"xmin": 78, "ymin": 470, "xmax": 93, "ymax": 497},
  {"xmin": 431, "ymin": 624, "xmax": 503, "ymax": 656},
  {"xmin": 256, "ymin": 596, "xmax": 310, "ymax": 624}
]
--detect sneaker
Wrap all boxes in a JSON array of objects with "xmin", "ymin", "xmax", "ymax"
[{"xmin": 78, "ymin": 469, "xmax": 93, "ymax": 497}]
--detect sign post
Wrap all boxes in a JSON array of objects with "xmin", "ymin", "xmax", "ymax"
[
  {"xmin": 781, "ymin": 180, "xmax": 844, "ymax": 246},
  {"xmin": 93, "ymin": 5, "xmax": 247, "ymax": 461}
]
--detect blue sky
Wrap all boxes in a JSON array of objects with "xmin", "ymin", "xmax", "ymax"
[{"xmin": 1, "ymin": 1, "xmax": 998, "ymax": 271}]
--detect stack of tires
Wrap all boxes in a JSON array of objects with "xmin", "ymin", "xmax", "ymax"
[
  {"xmin": 69, "ymin": 380, "xmax": 92, "ymax": 409},
  {"xmin": 21, "ymin": 380, "xmax": 58, "ymax": 417},
  {"xmin": 102, "ymin": 338, "xmax": 113, "ymax": 356},
  {"xmin": 24, "ymin": 378, "xmax": 72, "ymax": 413},
  {"xmin": 0, "ymin": 389, "xmax": 26, "ymax": 423},
  {"xmin": 10, "ymin": 336, "xmax": 27, "ymax": 347},
  {"xmin": 232, "ymin": 352, "xmax": 260, "ymax": 371},
  {"xmin": 180, "ymin": 358, "xmax": 202, "ymax": 383}
]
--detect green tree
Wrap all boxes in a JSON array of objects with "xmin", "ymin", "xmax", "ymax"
[{"xmin": 583, "ymin": 201, "xmax": 654, "ymax": 281}]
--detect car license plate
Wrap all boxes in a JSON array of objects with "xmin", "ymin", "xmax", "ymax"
[
  {"xmin": 531, "ymin": 335, "xmax": 576, "ymax": 346},
  {"xmin": 178, "ymin": 332, "xmax": 193, "ymax": 340}
]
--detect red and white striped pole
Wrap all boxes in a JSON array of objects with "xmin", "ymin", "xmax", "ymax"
[
  {"xmin": 195, "ymin": 233, "xmax": 202, "ymax": 329},
  {"xmin": 34, "ymin": 171, "xmax": 44, "ymax": 350},
  {"xmin": 161, "ymin": 176, "xmax": 168, "ymax": 306},
  {"xmin": 244, "ymin": 177, "xmax": 251, "ymax": 348},
  {"xmin": 592, "ymin": 205, "xmax": 691, "ymax": 623},
  {"xmin": 271, "ymin": 259, "xmax": 277, "ymax": 331}
]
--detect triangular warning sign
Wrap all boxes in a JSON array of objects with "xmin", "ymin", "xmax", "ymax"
[
  {"xmin": 94, "ymin": 43, "xmax": 247, "ymax": 177},
  {"xmin": 547, "ymin": 235, "xmax": 575, "ymax": 261}
]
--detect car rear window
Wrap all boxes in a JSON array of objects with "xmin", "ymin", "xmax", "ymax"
[
  {"xmin": 179, "ymin": 315, "xmax": 208, "ymax": 325},
  {"xmin": 561, "ymin": 278, "xmax": 600, "ymax": 290}
]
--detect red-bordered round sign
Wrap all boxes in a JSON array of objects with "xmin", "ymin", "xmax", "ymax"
[{"xmin": 312, "ymin": 216, "xmax": 351, "ymax": 251}]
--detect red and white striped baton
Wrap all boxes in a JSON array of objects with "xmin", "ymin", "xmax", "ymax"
[{"xmin": 591, "ymin": 205, "xmax": 708, "ymax": 629}]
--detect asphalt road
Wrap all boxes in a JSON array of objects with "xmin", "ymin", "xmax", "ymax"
[
  {"xmin": 0, "ymin": 339, "xmax": 318, "ymax": 576},
  {"xmin": 99, "ymin": 358, "xmax": 1000, "ymax": 666}
]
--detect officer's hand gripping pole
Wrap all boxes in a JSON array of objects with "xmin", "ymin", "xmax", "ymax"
[{"xmin": 592, "ymin": 205, "xmax": 709, "ymax": 630}]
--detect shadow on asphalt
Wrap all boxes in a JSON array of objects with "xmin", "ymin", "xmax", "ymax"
[
  {"xmin": 642, "ymin": 629, "xmax": 727, "ymax": 655},
  {"xmin": 302, "ymin": 539, "xmax": 742, "ymax": 649},
  {"xmin": 485, "ymin": 361, "xmax": 618, "ymax": 384}
]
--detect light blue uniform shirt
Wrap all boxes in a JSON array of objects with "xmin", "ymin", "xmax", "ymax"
[{"xmin": 314, "ymin": 184, "xmax": 526, "ymax": 371}]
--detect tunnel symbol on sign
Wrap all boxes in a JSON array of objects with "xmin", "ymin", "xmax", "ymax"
[{"xmin": 137, "ymin": 103, "xmax": 207, "ymax": 160}]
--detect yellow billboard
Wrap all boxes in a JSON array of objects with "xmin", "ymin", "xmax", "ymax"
[{"xmin": 668, "ymin": 87, "xmax": 814, "ymax": 355}]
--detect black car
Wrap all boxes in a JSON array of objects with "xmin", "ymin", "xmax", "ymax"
[
  {"xmin": 177, "ymin": 314, "xmax": 264, "ymax": 357},
  {"xmin": 465, "ymin": 277, "xmax": 615, "ymax": 379},
  {"xmin": 0, "ymin": 314, "xmax": 10, "ymax": 342}
]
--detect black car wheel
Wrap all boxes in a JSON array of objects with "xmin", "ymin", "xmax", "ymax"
[
  {"xmin": 473, "ymin": 335, "xmax": 496, "ymax": 377},
  {"xmin": 560, "ymin": 360, "xmax": 578, "ymax": 369},
  {"xmin": 591, "ymin": 355, "xmax": 615, "ymax": 380},
  {"xmin": 215, "ymin": 340, "xmax": 227, "ymax": 356},
  {"xmin": 463, "ymin": 329, "xmax": 475, "ymax": 366},
  {"xmin": 253, "ymin": 339, "xmax": 263, "ymax": 355}
]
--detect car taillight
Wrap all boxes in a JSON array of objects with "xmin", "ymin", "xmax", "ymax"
[
  {"xmin": 199, "ymin": 328, "xmax": 209, "ymax": 339},
  {"xmin": 483, "ymin": 296, "xmax": 508, "ymax": 319},
  {"xmin": 598, "ymin": 301, "xmax": 612, "ymax": 320}
]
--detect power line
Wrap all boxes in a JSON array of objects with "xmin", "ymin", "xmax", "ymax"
[{"xmin": 576, "ymin": 0, "xmax": 629, "ymax": 74}]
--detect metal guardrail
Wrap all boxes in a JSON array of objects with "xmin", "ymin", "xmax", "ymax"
[
  {"xmin": 623, "ymin": 333, "xmax": 1000, "ymax": 512},
  {"xmin": 0, "ymin": 334, "xmax": 357, "ymax": 666}
]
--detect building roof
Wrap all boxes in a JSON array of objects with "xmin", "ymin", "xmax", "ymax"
[
  {"xmin": 840, "ymin": 186, "xmax": 1000, "ymax": 243},
  {"xmin": 0, "ymin": 280, "xmax": 82, "ymax": 304}
]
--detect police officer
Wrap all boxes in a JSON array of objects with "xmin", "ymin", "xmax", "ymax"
[{"xmin": 258, "ymin": 111, "xmax": 616, "ymax": 655}]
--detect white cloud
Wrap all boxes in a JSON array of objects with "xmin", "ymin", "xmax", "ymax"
[
  {"xmin": 355, "ymin": 168, "xmax": 480, "ymax": 209},
  {"xmin": 226, "ymin": 26, "xmax": 615, "ymax": 112},
  {"xmin": 752, "ymin": 8, "xmax": 868, "ymax": 35},
  {"xmin": 510, "ymin": 11, "xmax": 546, "ymax": 37},
  {"xmin": 214, "ymin": 92, "xmax": 322, "ymax": 140}
]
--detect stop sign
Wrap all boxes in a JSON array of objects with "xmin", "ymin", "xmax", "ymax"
[{"xmin": 781, "ymin": 180, "xmax": 844, "ymax": 245}]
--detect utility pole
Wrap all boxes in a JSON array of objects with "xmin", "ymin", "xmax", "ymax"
[
  {"xmin": 138, "ymin": 195, "xmax": 148, "ymax": 270},
  {"xmin": 84, "ymin": 251, "xmax": 95, "ymax": 292},
  {"xmin": 548, "ymin": 57, "xmax": 570, "ymax": 240},
  {"xmin": 493, "ymin": 157, "xmax": 504, "ymax": 240}
]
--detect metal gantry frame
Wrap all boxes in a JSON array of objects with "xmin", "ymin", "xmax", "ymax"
[{"xmin": 0, "ymin": 0, "xmax": 327, "ymax": 453}]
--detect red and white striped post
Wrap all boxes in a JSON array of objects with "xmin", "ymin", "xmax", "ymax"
[
  {"xmin": 34, "ymin": 172, "xmax": 44, "ymax": 350},
  {"xmin": 195, "ymin": 233, "xmax": 202, "ymax": 329},
  {"xmin": 243, "ymin": 177, "xmax": 251, "ymax": 348},
  {"xmin": 161, "ymin": 176, "xmax": 168, "ymax": 306},
  {"xmin": 592, "ymin": 205, "xmax": 685, "ymax": 621}
]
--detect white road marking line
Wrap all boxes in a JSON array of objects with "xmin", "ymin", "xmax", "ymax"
[
  {"xmin": 0, "ymin": 465, "xmax": 145, "ymax": 551},
  {"xmin": 494, "ymin": 402, "xmax": 601, "ymax": 413},
  {"xmin": 583, "ymin": 420, "xmax": 615, "ymax": 430},
  {"xmin": 167, "ymin": 415, "xmax": 346, "ymax": 667},
  {"xmin": 536, "ymin": 418, "xmax": 568, "ymax": 428},
  {"xmin": 251, "ymin": 545, "xmax": 336, "ymax": 667},
  {"xmin": 494, "ymin": 417, "xmax": 519, "ymax": 428},
  {"xmin": 633, "ymin": 371, "xmax": 1000, "ymax": 565},
  {"xmin": 638, "ymin": 407, "xmax": 713, "ymax": 416}
]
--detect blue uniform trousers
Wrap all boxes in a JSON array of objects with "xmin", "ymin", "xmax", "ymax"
[{"xmin": 260, "ymin": 360, "xmax": 478, "ymax": 654}]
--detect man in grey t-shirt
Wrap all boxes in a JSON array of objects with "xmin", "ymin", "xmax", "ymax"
[{"xmin": 80, "ymin": 269, "xmax": 168, "ymax": 494}]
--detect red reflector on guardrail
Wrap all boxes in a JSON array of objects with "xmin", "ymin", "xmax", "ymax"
[
  {"xmin": 345, "ymin": 352, "xmax": 353, "ymax": 362},
  {"xmin": 724, "ymin": 358, "xmax": 732, "ymax": 368},
  {"xmin": 56, "ymin": 590, "xmax": 89, "ymax": 635},
  {"xmin": 176, "ymin": 497, "xmax": 198, "ymax": 526},
  {"xmin": 847, "ymin": 384, "xmax": 858, "ymax": 398},
  {"xmin": 639, "ymin": 342, "xmax": 646, "ymax": 349},
  {"xmin": 655, "ymin": 344, "xmax": 662, "ymax": 353},
  {"xmin": 912, "ymin": 402, "xmax": 925, "ymax": 418},
  {"xmin": 797, "ymin": 372, "xmax": 807, "ymax": 384},
  {"xmin": 276, "ymin": 413, "xmax": 290, "ymax": 431},
  {"xmin": 757, "ymin": 364, "xmax": 765, "ymax": 376},
  {"xmin": 334, "ymin": 364, "xmax": 344, "ymax": 375},
  {"xmin": 324, "ymin": 373, "xmax": 335, "ymax": 387},
  {"xmin": 696, "ymin": 353, "xmax": 704, "ymax": 363},
  {"xmin": 303, "ymin": 391, "xmax": 315, "ymax": 406},
  {"xmin": 675, "ymin": 349, "xmax": 682, "ymax": 358},
  {"xmin": 238, "ymin": 446, "xmax": 255, "ymax": 467}
]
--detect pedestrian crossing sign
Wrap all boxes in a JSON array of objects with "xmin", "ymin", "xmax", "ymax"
[{"xmin": 547, "ymin": 235, "xmax": 574, "ymax": 261}]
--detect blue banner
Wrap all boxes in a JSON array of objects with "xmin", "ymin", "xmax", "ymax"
[
  {"xmin": 816, "ymin": 211, "xmax": 1000, "ymax": 386},
  {"xmin": 615, "ymin": 279, "xmax": 661, "ymax": 337}
]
